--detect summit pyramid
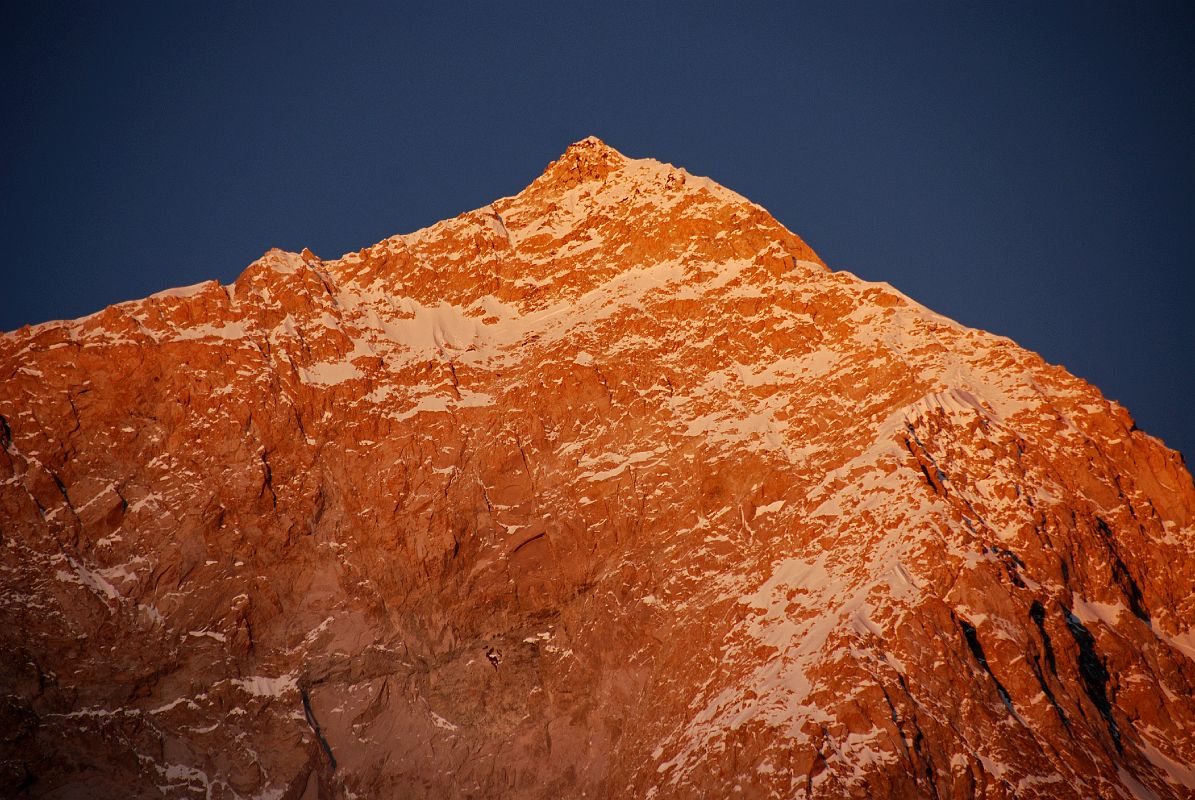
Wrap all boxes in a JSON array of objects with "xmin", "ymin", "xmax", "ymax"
[{"xmin": 2, "ymin": 139, "xmax": 1193, "ymax": 799}]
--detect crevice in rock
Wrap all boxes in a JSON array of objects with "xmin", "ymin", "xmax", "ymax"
[
  {"xmin": 908, "ymin": 721, "xmax": 939, "ymax": 798},
  {"xmin": 477, "ymin": 477, "xmax": 495, "ymax": 516},
  {"xmin": 1112, "ymin": 476, "xmax": 1140, "ymax": 521},
  {"xmin": 916, "ymin": 461, "xmax": 938, "ymax": 493},
  {"xmin": 66, "ymin": 394, "xmax": 83, "ymax": 435},
  {"xmin": 1063, "ymin": 607, "xmax": 1121, "ymax": 752},
  {"xmin": 1029, "ymin": 652, "xmax": 1069, "ymax": 729},
  {"xmin": 300, "ymin": 686, "xmax": 337, "ymax": 771},
  {"xmin": 986, "ymin": 545, "xmax": 1027, "ymax": 589},
  {"xmin": 511, "ymin": 531, "xmax": 546, "ymax": 555},
  {"xmin": 905, "ymin": 424, "xmax": 948, "ymax": 481},
  {"xmin": 259, "ymin": 452, "xmax": 277, "ymax": 508},
  {"xmin": 1094, "ymin": 517, "xmax": 1150, "ymax": 623},
  {"xmin": 1028, "ymin": 602, "xmax": 1069, "ymax": 727},
  {"xmin": 957, "ymin": 617, "xmax": 1016, "ymax": 715},
  {"xmin": 879, "ymin": 676, "xmax": 940, "ymax": 800},
  {"xmin": 514, "ymin": 436, "xmax": 535, "ymax": 493},
  {"xmin": 1029, "ymin": 601, "xmax": 1058, "ymax": 679},
  {"xmin": 892, "ymin": 672, "xmax": 940, "ymax": 799},
  {"xmin": 903, "ymin": 425, "xmax": 948, "ymax": 497},
  {"xmin": 48, "ymin": 470, "xmax": 79, "ymax": 523}
]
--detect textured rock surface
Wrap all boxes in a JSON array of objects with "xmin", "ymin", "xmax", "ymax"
[{"xmin": 2, "ymin": 137, "xmax": 1194, "ymax": 799}]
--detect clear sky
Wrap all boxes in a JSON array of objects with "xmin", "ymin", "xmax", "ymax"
[{"xmin": 3, "ymin": 2, "xmax": 1193, "ymax": 459}]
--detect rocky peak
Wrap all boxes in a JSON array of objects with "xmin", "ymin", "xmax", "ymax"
[
  {"xmin": 314, "ymin": 138, "xmax": 824, "ymax": 314},
  {"xmin": 536, "ymin": 135, "xmax": 628, "ymax": 189},
  {"xmin": 1, "ymin": 141, "xmax": 1193, "ymax": 800}
]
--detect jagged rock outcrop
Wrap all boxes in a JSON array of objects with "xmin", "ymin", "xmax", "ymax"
[{"xmin": 2, "ymin": 137, "xmax": 1194, "ymax": 799}]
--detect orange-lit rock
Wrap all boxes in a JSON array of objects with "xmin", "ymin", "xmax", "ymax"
[{"xmin": 2, "ymin": 138, "xmax": 1194, "ymax": 799}]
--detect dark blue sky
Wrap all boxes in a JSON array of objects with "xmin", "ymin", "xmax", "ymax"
[{"xmin": 3, "ymin": 3, "xmax": 1193, "ymax": 459}]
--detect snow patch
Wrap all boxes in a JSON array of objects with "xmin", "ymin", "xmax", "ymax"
[
  {"xmin": 232, "ymin": 675, "xmax": 297, "ymax": 697},
  {"xmin": 1071, "ymin": 594, "xmax": 1125, "ymax": 629},
  {"xmin": 149, "ymin": 281, "xmax": 217, "ymax": 300}
]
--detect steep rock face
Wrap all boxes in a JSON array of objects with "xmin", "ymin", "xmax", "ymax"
[{"xmin": 1, "ymin": 137, "xmax": 1194, "ymax": 799}]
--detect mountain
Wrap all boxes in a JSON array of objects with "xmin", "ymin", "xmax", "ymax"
[{"xmin": 2, "ymin": 137, "xmax": 1194, "ymax": 799}]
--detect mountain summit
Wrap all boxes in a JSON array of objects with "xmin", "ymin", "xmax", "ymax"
[{"xmin": 2, "ymin": 141, "xmax": 1194, "ymax": 799}]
